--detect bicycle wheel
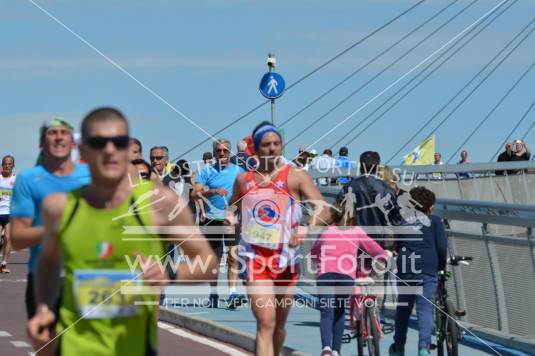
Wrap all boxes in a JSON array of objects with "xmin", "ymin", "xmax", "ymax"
[
  {"xmin": 351, "ymin": 298, "xmax": 364, "ymax": 356},
  {"xmin": 356, "ymin": 319, "xmax": 364, "ymax": 356},
  {"xmin": 445, "ymin": 301, "xmax": 459, "ymax": 356},
  {"xmin": 435, "ymin": 300, "xmax": 446, "ymax": 356},
  {"xmin": 365, "ymin": 306, "xmax": 381, "ymax": 356}
]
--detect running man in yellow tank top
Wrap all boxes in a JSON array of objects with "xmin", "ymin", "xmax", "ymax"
[{"xmin": 27, "ymin": 108, "xmax": 217, "ymax": 356}]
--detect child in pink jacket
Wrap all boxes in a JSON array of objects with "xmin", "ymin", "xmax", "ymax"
[{"xmin": 311, "ymin": 200, "xmax": 389, "ymax": 356}]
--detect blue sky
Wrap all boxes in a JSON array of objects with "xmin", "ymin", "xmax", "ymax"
[{"xmin": 1, "ymin": 0, "xmax": 535, "ymax": 170}]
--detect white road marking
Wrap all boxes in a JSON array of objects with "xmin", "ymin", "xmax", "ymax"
[
  {"xmin": 0, "ymin": 331, "xmax": 12, "ymax": 337},
  {"xmin": 157, "ymin": 322, "xmax": 249, "ymax": 356},
  {"xmin": 11, "ymin": 340, "xmax": 31, "ymax": 347},
  {"xmin": 0, "ymin": 279, "xmax": 27, "ymax": 283},
  {"xmin": 158, "ymin": 322, "xmax": 173, "ymax": 329}
]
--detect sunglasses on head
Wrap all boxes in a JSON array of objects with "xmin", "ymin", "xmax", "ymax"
[{"xmin": 84, "ymin": 135, "xmax": 129, "ymax": 150}]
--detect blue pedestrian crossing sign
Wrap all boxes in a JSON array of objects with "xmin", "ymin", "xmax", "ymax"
[{"xmin": 259, "ymin": 72, "xmax": 285, "ymax": 99}]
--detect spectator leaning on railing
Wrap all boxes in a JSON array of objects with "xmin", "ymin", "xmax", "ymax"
[
  {"xmin": 496, "ymin": 140, "xmax": 531, "ymax": 175},
  {"xmin": 457, "ymin": 150, "xmax": 471, "ymax": 178},
  {"xmin": 511, "ymin": 139, "xmax": 531, "ymax": 161},
  {"xmin": 496, "ymin": 143, "xmax": 513, "ymax": 176}
]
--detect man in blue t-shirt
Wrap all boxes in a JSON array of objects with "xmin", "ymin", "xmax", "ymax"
[
  {"xmin": 195, "ymin": 139, "xmax": 244, "ymax": 308},
  {"xmin": 335, "ymin": 146, "xmax": 352, "ymax": 184},
  {"xmin": 10, "ymin": 118, "xmax": 90, "ymax": 319}
]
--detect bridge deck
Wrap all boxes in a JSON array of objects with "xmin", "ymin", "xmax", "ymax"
[{"xmin": 162, "ymin": 270, "xmax": 523, "ymax": 356}]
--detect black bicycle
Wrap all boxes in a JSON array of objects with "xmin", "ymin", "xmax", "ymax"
[{"xmin": 434, "ymin": 255, "xmax": 472, "ymax": 356}]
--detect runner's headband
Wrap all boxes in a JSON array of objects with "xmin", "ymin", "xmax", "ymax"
[
  {"xmin": 39, "ymin": 117, "xmax": 74, "ymax": 144},
  {"xmin": 253, "ymin": 124, "xmax": 281, "ymax": 151}
]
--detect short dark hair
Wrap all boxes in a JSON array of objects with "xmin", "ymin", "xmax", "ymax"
[
  {"xmin": 202, "ymin": 152, "xmax": 213, "ymax": 161},
  {"xmin": 339, "ymin": 146, "xmax": 348, "ymax": 156},
  {"xmin": 131, "ymin": 158, "xmax": 151, "ymax": 172},
  {"xmin": 409, "ymin": 186, "xmax": 435, "ymax": 213},
  {"xmin": 2, "ymin": 155, "xmax": 15, "ymax": 166},
  {"xmin": 323, "ymin": 149, "xmax": 332, "ymax": 156},
  {"xmin": 129, "ymin": 137, "xmax": 142, "ymax": 153},
  {"xmin": 81, "ymin": 107, "xmax": 128, "ymax": 139},
  {"xmin": 171, "ymin": 159, "xmax": 191, "ymax": 176},
  {"xmin": 359, "ymin": 151, "xmax": 381, "ymax": 174}
]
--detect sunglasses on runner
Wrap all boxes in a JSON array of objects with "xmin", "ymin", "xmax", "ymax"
[
  {"xmin": 84, "ymin": 135, "xmax": 130, "ymax": 150},
  {"xmin": 150, "ymin": 155, "xmax": 167, "ymax": 161}
]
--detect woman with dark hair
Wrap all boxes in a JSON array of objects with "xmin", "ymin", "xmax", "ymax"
[{"xmin": 128, "ymin": 137, "xmax": 143, "ymax": 161}]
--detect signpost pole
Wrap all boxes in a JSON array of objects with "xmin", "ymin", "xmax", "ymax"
[
  {"xmin": 271, "ymin": 99, "xmax": 276, "ymax": 126},
  {"xmin": 268, "ymin": 53, "xmax": 276, "ymax": 125}
]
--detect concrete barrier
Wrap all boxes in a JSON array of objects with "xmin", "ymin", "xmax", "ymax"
[{"xmin": 159, "ymin": 307, "xmax": 309, "ymax": 356}]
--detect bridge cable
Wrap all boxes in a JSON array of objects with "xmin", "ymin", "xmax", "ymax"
[
  {"xmin": 407, "ymin": 21, "xmax": 535, "ymax": 162},
  {"xmin": 336, "ymin": 0, "xmax": 516, "ymax": 150},
  {"xmin": 284, "ymin": 0, "xmax": 476, "ymax": 147},
  {"xmin": 386, "ymin": 14, "xmax": 535, "ymax": 164},
  {"xmin": 447, "ymin": 58, "xmax": 535, "ymax": 163},
  {"xmin": 278, "ymin": 0, "xmax": 459, "ymax": 129},
  {"xmin": 170, "ymin": 0, "xmax": 426, "ymax": 162},
  {"xmin": 521, "ymin": 120, "xmax": 535, "ymax": 141},
  {"xmin": 490, "ymin": 99, "xmax": 535, "ymax": 160}
]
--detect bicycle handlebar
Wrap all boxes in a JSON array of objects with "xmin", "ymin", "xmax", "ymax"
[{"xmin": 448, "ymin": 255, "xmax": 473, "ymax": 266}]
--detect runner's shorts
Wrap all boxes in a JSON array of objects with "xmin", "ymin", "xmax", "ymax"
[
  {"xmin": 0, "ymin": 214, "xmax": 10, "ymax": 228},
  {"xmin": 243, "ymin": 254, "xmax": 300, "ymax": 287}
]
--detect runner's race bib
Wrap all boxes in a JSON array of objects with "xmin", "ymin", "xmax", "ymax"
[
  {"xmin": 247, "ymin": 222, "xmax": 282, "ymax": 246},
  {"xmin": 73, "ymin": 270, "xmax": 141, "ymax": 319},
  {"xmin": 0, "ymin": 188, "xmax": 12, "ymax": 200},
  {"xmin": 242, "ymin": 188, "xmax": 291, "ymax": 250}
]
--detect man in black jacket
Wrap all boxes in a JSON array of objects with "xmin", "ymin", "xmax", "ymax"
[
  {"xmin": 337, "ymin": 151, "xmax": 401, "ymax": 249},
  {"xmin": 496, "ymin": 143, "xmax": 513, "ymax": 176}
]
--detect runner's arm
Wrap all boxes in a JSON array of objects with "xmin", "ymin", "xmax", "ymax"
[
  {"xmin": 195, "ymin": 183, "xmax": 226, "ymax": 197},
  {"xmin": 221, "ymin": 173, "xmax": 245, "ymax": 226},
  {"xmin": 26, "ymin": 194, "xmax": 65, "ymax": 351},
  {"xmin": 189, "ymin": 176, "xmax": 197, "ymax": 200},
  {"xmin": 34, "ymin": 193, "xmax": 64, "ymax": 309},
  {"xmin": 10, "ymin": 174, "xmax": 45, "ymax": 250},
  {"xmin": 11, "ymin": 218, "xmax": 44, "ymax": 250},
  {"xmin": 157, "ymin": 188, "xmax": 218, "ymax": 282},
  {"xmin": 228, "ymin": 172, "xmax": 245, "ymax": 210}
]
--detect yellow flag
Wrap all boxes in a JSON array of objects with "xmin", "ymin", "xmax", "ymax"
[{"xmin": 403, "ymin": 135, "xmax": 435, "ymax": 165}]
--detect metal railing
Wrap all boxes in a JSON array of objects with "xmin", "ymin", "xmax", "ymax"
[
  {"xmin": 433, "ymin": 199, "xmax": 535, "ymax": 338},
  {"xmin": 308, "ymin": 160, "xmax": 535, "ymax": 178},
  {"xmin": 309, "ymin": 160, "xmax": 535, "ymax": 206}
]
